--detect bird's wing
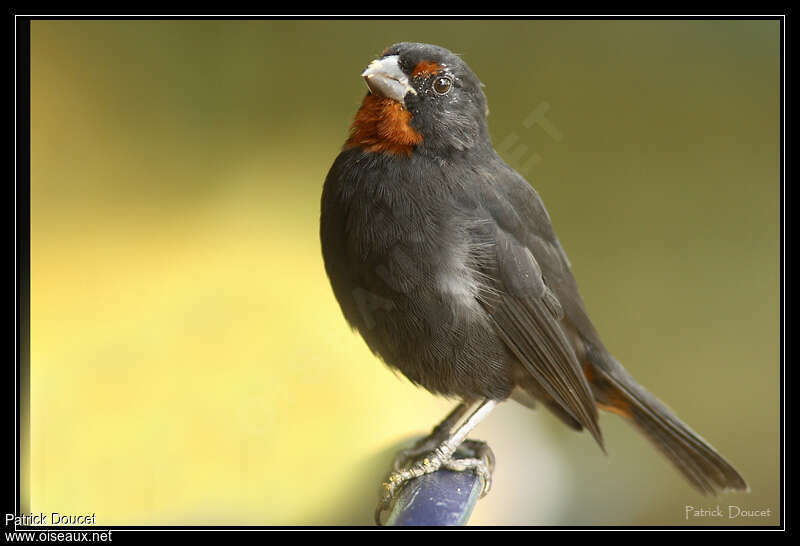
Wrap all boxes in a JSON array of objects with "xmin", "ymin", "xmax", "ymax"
[
  {"xmin": 485, "ymin": 225, "xmax": 602, "ymax": 447},
  {"xmin": 468, "ymin": 156, "xmax": 603, "ymax": 447},
  {"xmin": 479, "ymin": 162, "xmax": 605, "ymax": 349}
]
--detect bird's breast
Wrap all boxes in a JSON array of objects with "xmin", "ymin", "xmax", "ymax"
[{"xmin": 321, "ymin": 150, "xmax": 514, "ymax": 399}]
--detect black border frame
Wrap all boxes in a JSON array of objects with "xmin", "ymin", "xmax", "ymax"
[{"xmin": 10, "ymin": 11, "xmax": 788, "ymax": 536}]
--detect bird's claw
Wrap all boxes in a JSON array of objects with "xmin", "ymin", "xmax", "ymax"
[{"xmin": 375, "ymin": 438, "xmax": 495, "ymax": 525}]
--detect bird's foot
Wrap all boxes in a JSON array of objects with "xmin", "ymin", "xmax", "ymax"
[
  {"xmin": 375, "ymin": 438, "xmax": 495, "ymax": 524},
  {"xmin": 391, "ymin": 425, "xmax": 452, "ymax": 472}
]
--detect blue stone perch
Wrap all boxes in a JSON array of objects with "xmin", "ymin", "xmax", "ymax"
[{"xmin": 383, "ymin": 466, "xmax": 485, "ymax": 526}]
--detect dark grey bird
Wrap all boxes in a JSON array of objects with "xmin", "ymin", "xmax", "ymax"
[{"xmin": 319, "ymin": 42, "xmax": 747, "ymax": 522}]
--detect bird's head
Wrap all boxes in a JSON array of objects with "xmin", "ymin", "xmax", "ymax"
[{"xmin": 345, "ymin": 42, "xmax": 490, "ymax": 157}]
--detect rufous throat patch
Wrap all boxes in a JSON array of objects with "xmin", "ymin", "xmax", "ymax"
[{"xmin": 345, "ymin": 94, "xmax": 422, "ymax": 156}]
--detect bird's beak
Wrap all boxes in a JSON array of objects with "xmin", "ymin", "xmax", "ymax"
[{"xmin": 361, "ymin": 55, "xmax": 417, "ymax": 107}]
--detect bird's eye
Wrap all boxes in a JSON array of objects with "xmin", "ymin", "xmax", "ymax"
[{"xmin": 433, "ymin": 76, "xmax": 452, "ymax": 95}]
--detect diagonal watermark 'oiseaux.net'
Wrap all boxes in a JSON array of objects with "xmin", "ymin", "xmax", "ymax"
[{"xmin": 496, "ymin": 101, "xmax": 564, "ymax": 177}]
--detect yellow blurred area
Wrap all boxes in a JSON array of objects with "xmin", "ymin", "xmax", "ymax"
[
  {"xmin": 29, "ymin": 20, "xmax": 779, "ymax": 525},
  {"xmin": 30, "ymin": 182, "xmax": 454, "ymax": 524}
]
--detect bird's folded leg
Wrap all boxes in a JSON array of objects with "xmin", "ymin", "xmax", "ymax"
[
  {"xmin": 391, "ymin": 400, "xmax": 472, "ymax": 471},
  {"xmin": 375, "ymin": 399, "xmax": 498, "ymax": 525}
]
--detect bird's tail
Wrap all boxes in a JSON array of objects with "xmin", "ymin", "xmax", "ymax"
[{"xmin": 586, "ymin": 356, "xmax": 748, "ymax": 495}]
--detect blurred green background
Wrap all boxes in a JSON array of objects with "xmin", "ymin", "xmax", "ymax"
[{"xmin": 29, "ymin": 20, "xmax": 779, "ymax": 526}]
